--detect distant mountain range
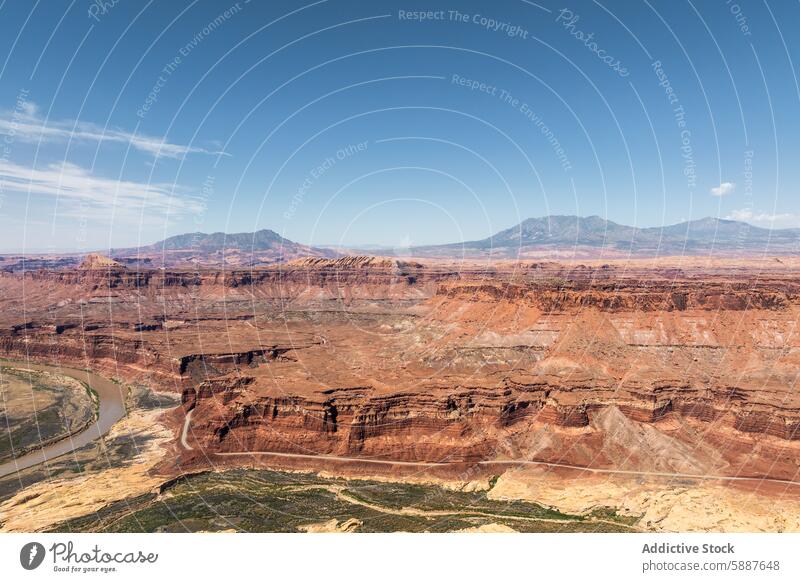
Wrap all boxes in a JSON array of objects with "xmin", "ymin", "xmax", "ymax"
[
  {"xmin": 1, "ymin": 216, "xmax": 797, "ymax": 272},
  {"xmin": 109, "ymin": 229, "xmax": 335, "ymax": 267},
  {"xmin": 114, "ymin": 216, "xmax": 800, "ymax": 263},
  {"xmin": 409, "ymin": 215, "xmax": 800, "ymax": 258},
  {"xmin": 130, "ymin": 229, "xmax": 294, "ymax": 252}
]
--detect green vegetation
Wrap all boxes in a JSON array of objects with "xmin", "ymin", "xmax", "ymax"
[
  {"xmin": 587, "ymin": 506, "xmax": 642, "ymax": 527},
  {"xmin": 126, "ymin": 384, "xmax": 180, "ymax": 412},
  {"xmin": 49, "ymin": 469, "xmax": 639, "ymax": 533}
]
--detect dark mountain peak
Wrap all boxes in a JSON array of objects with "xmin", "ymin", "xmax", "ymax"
[
  {"xmin": 148, "ymin": 228, "xmax": 290, "ymax": 251},
  {"xmin": 108, "ymin": 228, "xmax": 337, "ymax": 267},
  {"xmin": 411, "ymin": 215, "xmax": 800, "ymax": 258},
  {"xmin": 658, "ymin": 217, "xmax": 777, "ymax": 239},
  {"xmin": 678, "ymin": 216, "xmax": 732, "ymax": 230},
  {"xmin": 517, "ymin": 214, "xmax": 623, "ymax": 229},
  {"xmin": 492, "ymin": 215, "xmax": 633, "ymax": 246}
]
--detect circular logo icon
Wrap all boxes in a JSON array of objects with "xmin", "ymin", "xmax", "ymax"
[{"xmin": 20, "ymin": 542, "xmax": 46, "ymax": 570}]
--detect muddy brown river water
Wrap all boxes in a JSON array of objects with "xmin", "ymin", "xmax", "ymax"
[{"xmin": 0, "ymin": 361, "xmax": 126, "ymax": 478}]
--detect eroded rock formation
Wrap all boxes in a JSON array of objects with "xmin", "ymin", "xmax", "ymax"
[{"xmin": 0, "ymin": 256, "xmax": 798, "ymax": 482}]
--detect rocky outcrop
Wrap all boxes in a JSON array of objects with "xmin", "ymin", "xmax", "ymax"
[
  {"xmin": 180, "ymin": 360, "xmax": 800, "ymax": 478},
  {"xmin": 13, "ymin": 259, "xmax": 448, "ymax": 300},
  {"xmin": 285, "ymin": 256, "xmax": 424, "ymax": 270},
  {"xmin": 436, "ymin": 281, "xmax": 794, "ymax": 312},
  {"xmin": 79, "ymin": 254, "xmax": 124, "ymax": 270},
  {"xmin": 12, "ymin": 258, "xmax": 799, "ymax": 311},
  {"xmin": 2, "ymin": 257, "xmax": 800, "ymax": 482}
]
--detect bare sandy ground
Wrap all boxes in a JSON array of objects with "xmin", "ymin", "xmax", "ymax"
[
  {"xmin": 488, "ymin": 465, "xmax": 800, "ymax": 532},
  {"xmin": 0, "ymin": 408, "xmax": 171, "ymax": 532},
  {"xmin": 298, "ymin": 518, "xmax": 363, "ymax": 533},
  {"xmin": 456, "ymin": 523, "xmax": 517, "ymax": 533}
]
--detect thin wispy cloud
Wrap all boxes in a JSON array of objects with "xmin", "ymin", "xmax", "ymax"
[
  {"xmin": 0, "ymin": 159, "xmax": 205, "ymax": 220},
  {"xmin": 727, "ymin": 208, "xmax": 799, "ymax": 228},
  {"xmin": 0, "ymin": 102, "xmax": 226, "ymax": 159},
  {"xmin": 710, "ymin": 182, "xmax": 736, "ymax": 196}
]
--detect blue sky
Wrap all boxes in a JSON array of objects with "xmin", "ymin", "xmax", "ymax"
[{"xmin": 0, "ymin": 0, "xmax": 798, "ymax": 251}]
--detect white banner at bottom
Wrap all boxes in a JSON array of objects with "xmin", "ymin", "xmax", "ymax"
[{"xmin": 1, "ymin": 533, "xmax": 797, "ymax": 582}]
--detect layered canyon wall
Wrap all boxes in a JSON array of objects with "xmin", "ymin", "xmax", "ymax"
[{"xmin": 2, "ymin": 258, "xmax": 799, "ymax": 480}]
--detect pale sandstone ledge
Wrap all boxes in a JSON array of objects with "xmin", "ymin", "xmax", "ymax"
[
  {"xmin": 0, "ymin": 408, "xmax": 171, "ymax": 533},
  {"xmin": 455, "ymin": 523, "xmax": 517, "ymax": 533},
  {"xmin": 488, "ymin": 466, "xmax": 800, "ymax": 533},
  {"xmin": 298, "ymin": 518, "xmax": 363, "ymax": 533}
]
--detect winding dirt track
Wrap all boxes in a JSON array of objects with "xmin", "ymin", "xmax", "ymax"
[
  {"xmin": 291, "ymin": 484, "xmax": 641, "ymax": 531},
  {"xmin": 180, "ymin": 408, "xmax": 194, "ymax": 451},
  {"xmin": 0, "ymin": 361, "xmax": 126, "ymax": 478}
]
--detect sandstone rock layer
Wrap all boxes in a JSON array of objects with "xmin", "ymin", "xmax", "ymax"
[{"xmin": 1, "ymin": 257, "xmax": 798, "ymax": 484}]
